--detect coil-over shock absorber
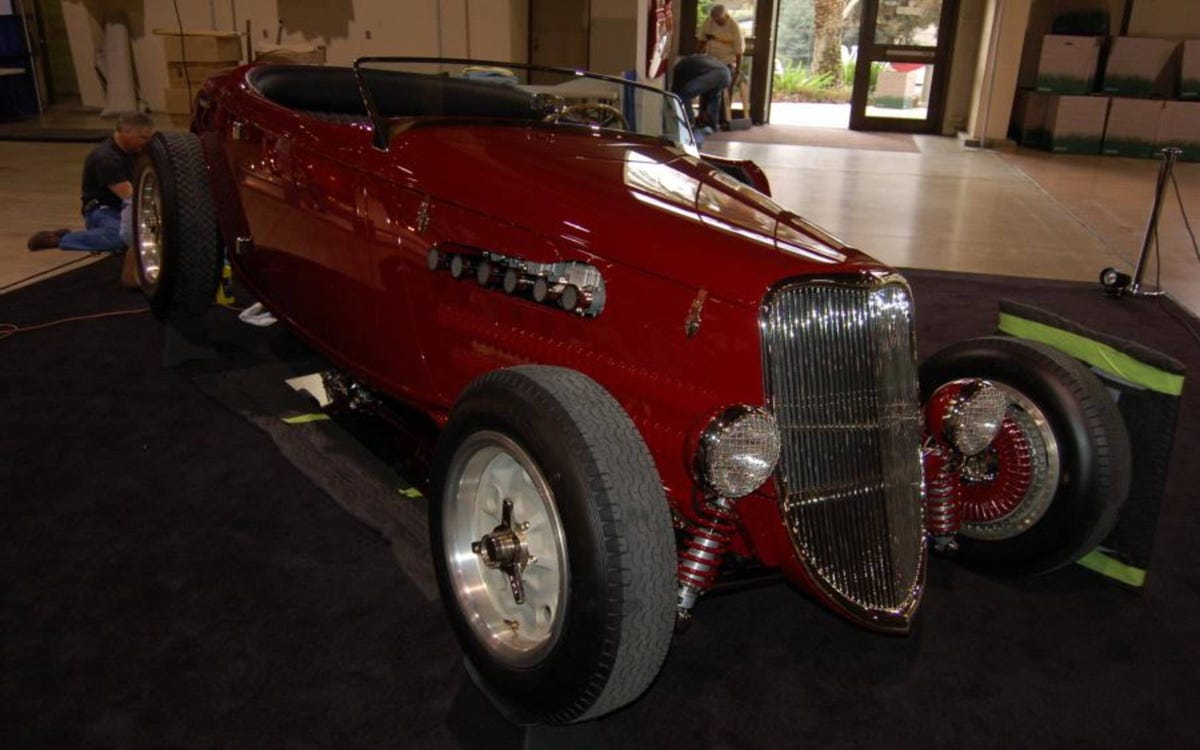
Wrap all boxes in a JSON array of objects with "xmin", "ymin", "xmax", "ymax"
[
  {"xmin": 677, "ymin": 496, "xmax": 739, "ymax": 625},
  {"xmin": 923, "ymin": 440, "xmax": 962, "ymax": 553}
]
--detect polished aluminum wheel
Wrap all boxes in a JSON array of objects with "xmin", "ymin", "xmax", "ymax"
[
  {"xmin": 443, "ymin": 431, "xmax": 567, "ymax": 667},
  {"xmin": 960, "ymin": 383, "xmax": 1060, "ymax": 541},
  {"xmin": 136, "ymin": 169, "xmax": 163, "ymax": 285}
]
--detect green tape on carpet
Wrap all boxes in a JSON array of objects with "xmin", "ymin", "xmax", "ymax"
[
  {"xmin": 281, "ymin": 413, "xmax": 332, "ymax": 424},
  {"xmin": 999, "ymin": 313, "xmax": 1185, "ymax": 395},
  {"xmin": 1077, "ymin": 549, "xmax": 1147, "ymax": 587}
]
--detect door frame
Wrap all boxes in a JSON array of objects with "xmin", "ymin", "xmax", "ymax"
[
  {"xmin": 849, "ymin": 0, "xmax": 959, "ymax": 133},
  {"xmin": 678, "ymin": 0, "xmax": 778, "ymax": 125}
]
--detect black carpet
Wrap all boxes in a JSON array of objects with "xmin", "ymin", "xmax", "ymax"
[{"xmin": 3, "ymin": 257, "xmax": 1199, "ymax": 748}]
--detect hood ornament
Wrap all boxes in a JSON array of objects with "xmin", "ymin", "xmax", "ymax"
[
  {"xmin": 685, "ymin": 289, "xmax": 708, "ymax": 339},
  {"xmin": 416, "ymin": 199, "xmax": 431, "ymax": 234}
]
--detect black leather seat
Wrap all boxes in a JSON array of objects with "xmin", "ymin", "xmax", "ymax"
[{"xmin": 248, "ymin": 65, "xmax": 539, "ymax": 120}]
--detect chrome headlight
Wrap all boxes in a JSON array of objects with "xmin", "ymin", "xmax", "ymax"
[
  {"xmin": 928, "ymin": 380, "xmax": 1007, "ymax": 456},
  {"xmin": 697, "ymin": 406, "xmax": 782, "ymax": 498}
]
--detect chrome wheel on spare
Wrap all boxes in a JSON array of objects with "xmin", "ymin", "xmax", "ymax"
[
  {"xmin": 430, "ymin": 366, "xmax": 676, "ymax": 725},
  {"xmin": 443, "ymin": 431, "xmax": 567, "ymax": 667},
  {"xmin": 958, "ymin": 383, "xmax": 1060, "ymax": 541},
  {"xmin": 920, "ymin": 336, "xmax": 1131, "ymax": 576},
  {"xmin": 131, "ymin": 131, "xmax": 221, "ymax": 319},
  {"xmin": 136, "ymin": 169, "xmax": 164, "ymax": 286}
]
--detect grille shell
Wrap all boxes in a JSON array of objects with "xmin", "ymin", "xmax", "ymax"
[{"xmin": 760, "ymin": 275, "xmax": 926, "ymax": 629}]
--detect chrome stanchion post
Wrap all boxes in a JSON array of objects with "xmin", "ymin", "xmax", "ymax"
[{"xmin": 1130, "ymin": 147, "xmax": 1182, "ymax": 297}]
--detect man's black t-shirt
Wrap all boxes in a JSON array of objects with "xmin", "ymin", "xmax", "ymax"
[{"xmin": 81, "ymin": 136, "xmax": 135, "ymax": 212}]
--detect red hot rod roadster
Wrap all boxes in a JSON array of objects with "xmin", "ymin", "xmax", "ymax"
[{"xmin": 131, "ymin": 59, "xmax": 1131, "ymax": 724}]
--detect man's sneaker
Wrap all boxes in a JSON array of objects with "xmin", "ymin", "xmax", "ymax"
[{"xmin": 27, "ymin": 228, "xmax": 69, "ymax": 251}]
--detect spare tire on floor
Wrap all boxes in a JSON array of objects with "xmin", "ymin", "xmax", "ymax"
[{"xmin": 920, "ymin": 336, "xmax": 1132, "ymax": 576}]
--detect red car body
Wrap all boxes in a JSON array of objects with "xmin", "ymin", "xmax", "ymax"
[
  {"xmin": 189, "ymin": 61, "xmax": 928, "ymax": 635},
  {"xmin": 127, "ymin": 57, "xmax": 1131, "ymax": 724}
]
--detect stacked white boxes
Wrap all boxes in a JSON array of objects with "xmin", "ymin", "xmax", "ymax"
[
  {"xmin": 1157, "ymin": 102, "xmax": 1200, "ymax": 161},
  {"xmin": 1103, "ymin": 99, "xmax": 1164, "ymax": 157},
  {"xmin": 1036, "ymin": 35, "xmax": 1103, "ymax": 94},
  {"xmin": 1102, "ymin": 37, "xmax": 1180, "ymax": 97}
]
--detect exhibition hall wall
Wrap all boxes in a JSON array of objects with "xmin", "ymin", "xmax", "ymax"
[{"xmin": 54, "ymin": 0, "xmax": 1200, "ymax": 141}]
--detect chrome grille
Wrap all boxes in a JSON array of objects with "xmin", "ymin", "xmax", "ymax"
[{"xmin": 760, "ymin": 277, "xmax": 925, "ymax": 625}]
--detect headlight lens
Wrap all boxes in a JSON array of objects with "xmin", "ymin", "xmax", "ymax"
[
  {"xmin": 931, "ymin": 380, "xmax": 1008, "ymax": 456},
  {"xmin": 698, "ymin": 406, "xmax": 781, "ymax": 498}
]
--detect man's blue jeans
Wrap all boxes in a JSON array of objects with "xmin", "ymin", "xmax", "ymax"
[
  {"xmin": 59, "ymin": 203, "xmax": 131, "ymax": 252},
  {"xmin": 675, "ymin": 66, "xmax": 731, "ymax": 130}
]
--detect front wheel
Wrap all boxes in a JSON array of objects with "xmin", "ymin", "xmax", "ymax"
[
  {"xmin": 431, "ymin": 366, "xmax": 676, "ymax": 724},
  {"xmin": 920, "ymin": 337, "xmax": 1131, "ymax": 575}
]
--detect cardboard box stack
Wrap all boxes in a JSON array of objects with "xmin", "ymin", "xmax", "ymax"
[
  {"xmin": 1045, "ymin": 95, "xmax": 1110, "ymax": 154},
  {"xmin": 1103, "ymin": 98, "xmax": 1163, "ymax": 157},
  {"xmin": 154, "ymin": 29, "xmax": 242, "ymax": 125},
  {"xmin": 1181, "ymin": 40, "xmax": 1200, "ymax": 99},
  {"xmin": 1036, "ymin": 35, "xmax": 1103, "ymax": 94},
  {"xmin": 1102, "ymin": 37, "xmax": 1179, "ymax": 97},
  {"xmin": 1019, "ymin": 33, "xmax": 1200, "ymax": 160},
  {"xmin": 1011, "ymin": 90, "xmax": 1051, "ymax": 147},
  {"xmin": 1157, "ymin": 101, "xmax": 1200, "ymax": 161}
]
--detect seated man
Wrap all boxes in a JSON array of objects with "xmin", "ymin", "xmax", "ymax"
[
  {"xmin": 671, "ymin": 54, "xmax": 732, "ymax": 136},
  {"xmin": 28, "ymin": 112, "xmax": 154, "ymax": 284}
]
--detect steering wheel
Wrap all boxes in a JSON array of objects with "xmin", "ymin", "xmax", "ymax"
[{"xmin": 545, "ymin": 103, "xmax": 629, "ymax": 131}]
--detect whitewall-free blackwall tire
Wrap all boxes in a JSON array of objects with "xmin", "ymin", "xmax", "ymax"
[
  {"xmin": 132, "ymin": 131, "xmax": 221, "ymax": 319},
  {"xmin": 430, "ymin": 366, "xmax": 676, "ymax": 724}
]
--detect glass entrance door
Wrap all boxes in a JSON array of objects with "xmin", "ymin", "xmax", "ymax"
[{"xmin": 849, "ymin": 0, "xmax": 959, "ymax": 133}]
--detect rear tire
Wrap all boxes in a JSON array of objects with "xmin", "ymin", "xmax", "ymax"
[
  {"xmin": 430, "ymin": 366, "xmax": 676, "ymax": 724},
  {"xmin": 132, "ymin": 131, "xmax": 221, "ymax": 319},
  {"xmin": 920, "ymin": 337, "xmax": 1131, "ymax": 575}
]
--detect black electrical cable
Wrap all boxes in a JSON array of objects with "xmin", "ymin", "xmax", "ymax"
[
  {"xmin": 1170, "ymin": 171, "xmax": 1200, "ymax": 263},
  {"xmin": 173, "ymin": 0, "xmax": 192, "ymax": 107},
  {"xmin": 1152, "ymin": 169, "xmax": 1200, "ymax": 347},
  {"xmin": 0, "ymin": 307, "xmax": 149, "ymax": 342}
]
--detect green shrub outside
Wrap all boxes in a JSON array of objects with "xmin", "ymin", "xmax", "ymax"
[{"xmin": 772, "ymin": 59, "xmax": 882, "ymax": 103}]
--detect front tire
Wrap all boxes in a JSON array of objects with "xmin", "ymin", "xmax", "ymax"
[
  {"xmin": 431, "ymin": 366, "xmax": 676, "ymax": 724},
  {"xmin": 132, "ymin": 131, "xmax": 221, "ymax": 319},
  {"xmin": 920, "ymin": 337, "xmax": 1131, "ymax": 575}
]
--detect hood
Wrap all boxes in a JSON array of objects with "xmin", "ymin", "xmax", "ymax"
[{"xmin": 390, "ymin": 124, "xmax": 889, "ymax": 307}]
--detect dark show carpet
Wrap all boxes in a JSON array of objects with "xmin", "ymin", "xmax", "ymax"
[
  {"xmin": 3, "ymin": 257, "xmax": 1199, "ymax": 748},
  {"xmin": 706, "ymin": 125, "xmax": 920, "ymax": 152}
]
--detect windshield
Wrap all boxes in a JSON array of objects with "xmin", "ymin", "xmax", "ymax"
[{"xmin": 354, "ymin": 57, "xmax": 699, "ymax": 155}]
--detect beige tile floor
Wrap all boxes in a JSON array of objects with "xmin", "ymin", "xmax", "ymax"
[
  {"xmin": 705, "ymin": 135, "xmax": 1200, "ymax": 317},
  {"xmin": 3, "ymin": 112, "xmax": 1199, "ymax": 319},
  {"xmin": 0, "ymin": 109, "xmax": 177, "ymax": 294}
]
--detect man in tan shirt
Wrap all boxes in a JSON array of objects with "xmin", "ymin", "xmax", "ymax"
[
  {"xmin": 698, "ymin": 5, "xmax": 744, "ymax": 77},
  {"xmin": 697, "ymin": 5, "xmax": 745, "ymax": 126}
]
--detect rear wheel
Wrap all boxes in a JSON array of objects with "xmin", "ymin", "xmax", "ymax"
[
  {"xmin": 920, "ymin": 337, "xmax": 1131, "ymax": 575},
  {"xmin": 133, "ymin": 131, "xmax": 221, "ymax": 319},
  {"xmin": 431, "ymin": 366, "xmax": 676, "ymax": 724}
]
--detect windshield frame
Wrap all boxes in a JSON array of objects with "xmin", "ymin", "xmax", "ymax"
[{"xmin": 351, "ymin": 56, "xmax": 698, "ymax": 154}]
